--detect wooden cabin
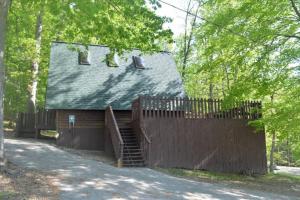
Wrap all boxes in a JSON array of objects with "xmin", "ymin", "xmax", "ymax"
[{"xmin": 39, "ymin": 41, "xmax": 267, "ymax": 173}]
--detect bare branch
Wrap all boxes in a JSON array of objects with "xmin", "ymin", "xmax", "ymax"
[
  {"xmin": 182, "ymin": 1, "xmax": 202, "ymax": 78},
  {"xmin": 290, "ymin": 0, "xmax": 300, "ymax": 21},
  {"xmin": 183, "ymin": 0, "xmax": 192, "ymax": 68}
]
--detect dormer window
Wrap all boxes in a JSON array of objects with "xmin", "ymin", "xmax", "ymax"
[
  {"xmin": 78, "ymin": 50, "xmax": 90, "ymax": 65},
  {"xmin": 132, "ymin": 55, "xmax": 145, "ymax": 69},
  {"xmin": 106, "ymin": 53, "xmax": 119, "ymax": 67}
]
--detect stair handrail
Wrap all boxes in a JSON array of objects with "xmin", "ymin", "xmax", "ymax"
[
  {"xmin": 139, "ymin": 122, "xmax": 151, "ymax": 166},
  {"xmin": 105, "ymin": 106, "xmax": 124, "ymax": 167},
  {"xmin": 140, "ymin": 126, "xmax": 151, "ymax": 144},
  {"xmin": 131, "ymin": 96, "xmax": 152, "ymax": 166}
]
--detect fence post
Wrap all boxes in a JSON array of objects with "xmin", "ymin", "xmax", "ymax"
[
  {"xmin": 139, "ymin": 96, "xmax": 143, "ymax": 120},
  {"xmin": 15, "ymin": 113, "xmax": 20, "ymax": 137}
]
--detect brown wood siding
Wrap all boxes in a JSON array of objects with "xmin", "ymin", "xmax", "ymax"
[
  {"xmin": 56, "ymin": 110, "xmax": 105, "ymax": 150},
  {"xmin": 143, "ymin": 118, "xmax": 267, "ymax": 174},
  {"xmin": 56, "ymin": 110, "xmax": 131, "ymax": 151},
  {"xmin": 57, "ymin": 110, "xmax": 105, "ymax": 129}
]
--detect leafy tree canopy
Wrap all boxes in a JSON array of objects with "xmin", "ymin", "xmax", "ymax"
[
  {"xmin": 176, "ymin": 0, "xmax": 300, "ymax": 167},
  {"xmin": 4, "ymin": 0, "xmax": 173, "ymax": 116}
]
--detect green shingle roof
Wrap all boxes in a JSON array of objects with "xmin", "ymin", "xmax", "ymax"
[{"xmin": 45, "ymin": 42, "xmax": 184, "ymax": 110}]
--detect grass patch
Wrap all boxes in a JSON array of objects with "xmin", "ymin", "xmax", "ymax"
[
  {"xmin": 158, "ymin": 168, "xmax": 300, "ymax": 184},
  {"xmin": 4, "ymin": 120, "xmax": 15, "ymax": 131},
  {"xmin": 158, "ymin": 168, "xmax": 249, "ymax": 182},
  {"xmin": 157, "ymin": 168, "xmax": 300, "ymax": 196},
  {"xmin": 40, "ymin": 130, "xmax": 58, "ymax": 138}
]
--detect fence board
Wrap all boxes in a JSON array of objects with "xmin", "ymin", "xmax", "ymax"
[{"xmin": 132, "ymin": 96, "xmax": 262, "ymax": 120}]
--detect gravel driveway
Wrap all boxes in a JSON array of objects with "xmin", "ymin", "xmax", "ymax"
[
  {"xmin": 4, "ymin": 138, "xmax": 298, "ymax": 200},
  {"xmin": 275, "ymin": 166, "xmax": 300, "ymax": 176}
]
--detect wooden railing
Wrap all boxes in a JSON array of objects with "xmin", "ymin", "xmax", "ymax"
[
  {"xmin": 105, "ymin": 106, "xmax": 124, "ymax": 167},
  {"xmin": 132, "ymin": 96, "xmax": 262, "ymax": 120},
  {"xmin": 140, "ymin": 126, "xmax": 151, "ymax": 164},
  {"xmin": 132, "ymin": 99, "xmax": 151, "ymax": 165},
  {"xmin": 16, "ymin": 109, "xmax": 56, "ymax": 138}
]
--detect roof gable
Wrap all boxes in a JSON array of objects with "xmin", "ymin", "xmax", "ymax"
[{"xmin": 46, "ymin": 42, "xmax": 184, "ymax": 110}]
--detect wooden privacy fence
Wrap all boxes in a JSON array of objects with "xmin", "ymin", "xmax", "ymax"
[
  {"xmin": 132, "ymin": 96, "xmax": 262, "ymax": 120},
  {"xmin": 131, "ymin": 96, "xmax": 267, "ymax": 174},
  {"xmin": 16, "ymin": 109, "xmax": 56, "ymax": 138},
  {"xmin": 16, "ymin": 113, "xmax": 36, "ymax": 134},
  {"xmin": 35, "ymin": 109, "xmax": 56, "ymax": 129}
]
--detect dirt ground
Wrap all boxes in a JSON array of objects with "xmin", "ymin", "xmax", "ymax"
[{"xmin": 0, "ymin": 162, "xmax": 59, "ymax": 200}]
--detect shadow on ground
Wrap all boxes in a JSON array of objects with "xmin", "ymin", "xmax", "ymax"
[{"xmin": 4, "ymin": 139, "xmax": 296, "ymax": 200}]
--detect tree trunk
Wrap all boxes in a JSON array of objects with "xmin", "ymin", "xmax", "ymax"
[
  {"xmin": 182, "ymin": 1, "xmax": 200, "ymax": 79},
  {"xmin": 269, "ymin": 94, "xmax": 276, "ymax": 172},
  {"xmin": 182, "ymin": 0, "xmax": 192, "ymax": 79},
  {"xmin": 269, "ymin": 130, "xmax": 276, "ymax": 172},
  {"xmin": 28, "ymin": 5, "xmax": 44, "ymax": 113},
  {"xmin": 286, "ymin": 133, "xmax": 291, "ymax": 166},
  {"xmin": 209, "ymin": 83, "xmax": 214, "ymax": 99},
  {"xmin": 0, "ymin": 0, "xmax": 10, "ymax": 168},
  {"xmin": 224, "ymin": 65, "xmax": 230, "ymax": 91}
]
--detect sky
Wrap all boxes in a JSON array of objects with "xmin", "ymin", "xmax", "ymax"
[{"xmin": 154, "ymin": 0, "xmax": 189, "ymax": 37}]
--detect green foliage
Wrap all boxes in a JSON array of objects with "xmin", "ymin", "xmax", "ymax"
[
  {"xmin": 158, "ymin": 167, "xmax": 300, "ymax": 183},
  {"xmin": 176, "ymin": 0, "xmax": 300, "ymax": 166},
  {"xmin": 4, "ymin": 0, "xmax": 172, "ymax": 118}
]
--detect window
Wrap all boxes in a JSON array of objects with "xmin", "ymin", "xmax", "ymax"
[
  {"xmin": 78, "ymin": 50, "xmax": 90, "ymax": 65},
  {"xmin": 106, "ymin": 53, "xmax": 119, "ymax": 67},
  {"xmin": 132, "ymin": 55, "xmax": 145, "ymax": 69}
]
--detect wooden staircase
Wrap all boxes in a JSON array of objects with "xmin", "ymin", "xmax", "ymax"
[
  {"xmin": 119, "ymin": 127, "xmax": 145, "ymax": 167},
  {"xmin": 115, "ymin": 112, "xmax": 144, "ymax": 167}
]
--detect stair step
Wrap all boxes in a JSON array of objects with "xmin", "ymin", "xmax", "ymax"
[
  {"xmin": 123, "ymin": 160, "xmax": 144, "ymax": 164},
  {"xmin": 123, "ymin": 152, "xmax": 142, "ymax": 155},
  {"xmin": 120, "ymin": 133, "xmax": 135, "ymax": 135},
  {"xmin": 123, "ymin": 139, "xmax": 137, "ymax": 141},
  {"xmin": 123, "ymin": 155, "xmax": 143, "ymax": 158},
  {"xmin": 124, "ymin": 152, "xmax": 142, "ymax": 155},
  {"xmin": 123, "ymin": 151, "xmax": 142, "ymax": 154},
  {"xmin": 120, "ymin": 129, "xmax": 134, "ymax": 131},
  {"xmin": 122, "ymin": 137, "xmax": 136, "ymax": 140},
  {"xmin": 124, "ymin": 144, "xmax": 139, "ymax": 147},
  {"xmin": 123, "ymin": 158, "xmax": 144, "ymax": 161},
  {"xmin": 123, "ymin": 158, "xmax": 143, "ymax": 161},
  {"xmin": 123, "ymin": 162, "xmax": 145, "ymax": 167},
  {"xmin": 123, "ymin": 136, "xmax": 137, "ymax": 138},
  {"xmin": 124, "ymin": 151, "xmax": 142, "ymax": 154},
  {"xmin": 120, "ymin": 131, "xmax": 136, "ymax": 136},
  {"xmin": 123, "ymin": 141, "xmax": 138, "ymax": 143},
  {"xmin": 123, "ymin": 143, "xmax": 139, "ymax": 146},
  {"xmin": 123, "ymin": 148, "xmax": 142, "ymax": 151},
  {"xmin": 124, "ymin": 143, "xmax": 139, "ymax": 145},
  {"xmin": 122, "ymin": 164, "xmax": 145, "ymax": 167},
  {"xmin": 123, "ymin": 154, "xmax": 143, "ymax": 158},
  {"xmin": 124, "ymin": 147, "xmax": 139, "ymax": 149},
  {"xmin": 123, "ymin": 159, "xmax": 144, "ymax": 163}
]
